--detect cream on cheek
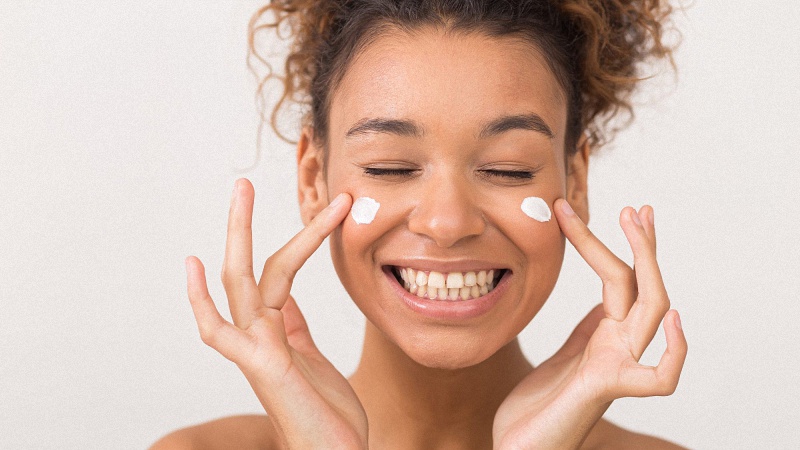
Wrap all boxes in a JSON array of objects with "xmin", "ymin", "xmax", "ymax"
[
  {"xmin": 495, "ymin": 194, "xmax": 563, "ymax": 318},
  {"xmin": 480, "ymin": 193, "xmax": 562, "ymax": 277},
  {"xmin": 481, "ymin": 193, "xmax": 554, "ymax": 226},
  {"xmin": 520, "ymin": 196, "xmax": 552, "ymax": 222},
  {"xmin": 347, "ymin": 193, "xmax": 554, "ymax": 235},
  {"xmin": 350, "ymin": 196, "xmax": 380, "ymax": 224}
]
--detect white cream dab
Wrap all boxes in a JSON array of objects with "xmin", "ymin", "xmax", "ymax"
[
  {"xmin": 520, "ymin": 197, "xmax": 551, "ymax": 222},
  {"xmin": 351, "ymin": 197, "xmax": 380, "ymax": 224}
]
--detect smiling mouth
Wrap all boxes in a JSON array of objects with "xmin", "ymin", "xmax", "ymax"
[{"xmin": 389, "ymin": 266, "xmax": 507, "ymax": 301}]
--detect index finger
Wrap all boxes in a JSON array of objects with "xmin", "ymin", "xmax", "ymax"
[
  {"xmin": 258, "ymin": 193, "xmax": 352, "ymax": 309},
  {"xmin": 554, "ymin": 198, "xmax": 636, "ymax": 321}
]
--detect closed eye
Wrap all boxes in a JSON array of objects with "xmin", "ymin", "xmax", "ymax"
[
  {"xmin": 361, "ymin": 166, "xmax": 540, "ymax": 181},
  {"xmin": 479, "ymin": 169, "xmax": 536, "ymax": 180},
  {"xmin": 363, "ymin": 167, "xmax": 418, "ymax": 178}
]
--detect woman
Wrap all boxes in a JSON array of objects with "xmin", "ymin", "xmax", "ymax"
[{"xmin": 154, "ymin": 0, "xmax": 687, "ymax": 448}]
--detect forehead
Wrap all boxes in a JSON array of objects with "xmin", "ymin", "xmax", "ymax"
[{"xmin": 329, "ymin": 27, "xmax": 567, "ymax": 142}]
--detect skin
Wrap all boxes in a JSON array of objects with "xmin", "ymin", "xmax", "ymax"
[{"xmin": 152, "ymin": 27, "xmax": 687, "ymax": 449}]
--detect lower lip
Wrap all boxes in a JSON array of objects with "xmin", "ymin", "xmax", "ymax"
[{"xmin": 384, "ymin": 268, "xmax": 511, "ymax": 321}]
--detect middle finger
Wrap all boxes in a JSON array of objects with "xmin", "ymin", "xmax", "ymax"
[
  {"xmin": 221, "ymin": 178, "xmax": 262, "ymax": 327},
  {"xmin": 620, "ymin": 206, "xmax": 671, "ymax": 357}
]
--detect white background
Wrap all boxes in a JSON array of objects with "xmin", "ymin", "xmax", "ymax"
[{"xmin": 2, "ymin": 1, "xmax": 799, "ymax": 449}]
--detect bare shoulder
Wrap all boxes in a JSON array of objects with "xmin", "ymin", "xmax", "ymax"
[
  {"xmin": 149, "ymin": 414, "xmax": 281, "ymax": 450},
  {"xmin": 582, "ymin": 418, "xmax": 688, "ymax": 450}
]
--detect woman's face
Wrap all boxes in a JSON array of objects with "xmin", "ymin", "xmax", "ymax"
[{"xmin": 299, "ymin": 27, "xmax": 589, "ymax": 369}]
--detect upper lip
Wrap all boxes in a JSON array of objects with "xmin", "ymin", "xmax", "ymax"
[{"xmin": 382, "ymin": 258, "xmax": 510, "ymax": 273}]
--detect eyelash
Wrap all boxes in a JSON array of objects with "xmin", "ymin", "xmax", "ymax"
[
  {"xmin": 363, "ymin": 167, "xmax": 417, "ymax": 177},
  {"xmin": 362, "ymin": 167, "xmax": 537, "ymax": 180},
  {"xmin": 480, "ymin": 169, "xmax": 535, "ymax": 180}
]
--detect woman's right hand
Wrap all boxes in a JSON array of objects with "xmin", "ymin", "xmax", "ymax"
[{"xmin": 184, "ymin": 178, "xmax": 367, "ymax": 449}]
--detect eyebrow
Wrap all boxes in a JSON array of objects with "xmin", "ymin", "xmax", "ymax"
[
  {"xmin": 344, "ymin": 113, "xmax": 554, "ymax": 140},
  {"xmin": 345, "ymin": 118, "xmax": 423, "ymax": 139},
  {"xmin": 478, "ymin": 113, "xmax": 554, "ymax": 139}
]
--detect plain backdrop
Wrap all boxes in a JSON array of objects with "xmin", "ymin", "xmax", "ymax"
[{"xmin": 2, "ymin": 1, "xmax": 799, "ymax": 449}]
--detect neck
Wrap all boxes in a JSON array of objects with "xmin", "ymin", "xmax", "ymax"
[{"xmin": 348, "ymin": 321, "xmax": 533, "ymax": 449}]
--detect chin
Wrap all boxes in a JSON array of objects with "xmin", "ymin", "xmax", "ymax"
[{"xmin": 394, "ymin": 328, "xmax": 509, "ymax": 370}]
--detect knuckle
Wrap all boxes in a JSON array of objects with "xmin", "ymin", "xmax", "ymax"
[
  {"xmin": 625, "ymin": 265, "xmax": 637, "ymax": 281},
  {"xmin": 278, "ymin": 264, "xmax": 296, "ymax": 282},
  {"xmin": 603, "ymin": 263, "xmax": 634, "ymax": 287},
  {"xmin": 220, "ymin": 276, "xmax": 237, "ymax": 294},
  {"xmin": 264, "ymin": 252, "xmax": 278, "ymax": 268},
  {"xmin": 198, "ymin": 324, "xmax": 218, "ymax": 347},
  {"xmin": 655, "ymin": 364, "xmax": 681, "ymax": 396},
  {"xmin": 639, "ymin": 287, "xmax": 669, "ymax": 311},
  {"xmin": 220, "ymin": 262, "xmax": 233, "ymax": 285},
  {"xmin": 221, "ymin": 262, "xmax": 253, "ymax": 283},
  {"xmin": 618, "ymin": 266, "xmax": 636, "ymax": 287},
  {"xmin": 658, "ymin": 377, "xmax": 678, "ymax": 396},
  {"xmin": 263, "ymin": 254, "xmax": 278, "ymax": 276},
  {"xmin": 264, "ymin": 253, "xmax": 295, "ymax": 282},
  {"xmin": 657, "ymin": 295, "xmax": 671, "ymax": 317},
  {"xmin": 302, "ymin": 226, "xmax": 326, "ymax": 250}
]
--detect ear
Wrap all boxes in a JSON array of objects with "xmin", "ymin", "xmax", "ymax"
[
  {"xmin": 565, "ymin": 136, "xmax": 590, "ymax": 224},
  {"xmin": 297, "ymin": 127, "xmax": 329, "ymax": 226}
]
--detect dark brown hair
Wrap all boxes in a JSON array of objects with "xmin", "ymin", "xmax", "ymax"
[{"xmin": 248, "ymin": 0, "xmax": 676, "ymax": 161}]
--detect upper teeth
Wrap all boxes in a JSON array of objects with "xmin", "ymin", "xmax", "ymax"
[{"xmin": 396, "ymin": 267, "xmax": 500, "ymax": 300}]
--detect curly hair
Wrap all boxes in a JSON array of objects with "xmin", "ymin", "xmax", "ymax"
[{"xmin": 247, "ymin": 0, "xmax": 676, "ymax": 162}]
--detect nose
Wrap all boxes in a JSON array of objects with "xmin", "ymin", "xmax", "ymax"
[{"xmin": 407, "ymin": 173, "xmax": 486, "ymax": 248}]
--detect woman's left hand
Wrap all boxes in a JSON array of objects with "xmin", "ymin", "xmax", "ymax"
[{"xmin": 492, "ymin": 200, "xmax": 687, "ymax": 450}]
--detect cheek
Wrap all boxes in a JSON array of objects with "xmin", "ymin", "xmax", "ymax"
[
  {"xmin": 330, "ymin": 189, "xmax": 409, "ymax": 278},
  {"xmin": 477, "ymin": 164, "xmax": 567, "ymax": 249},
  {"xmin": 482, "ymin": 191, "xmax": 561, "ymax": 241},
  {"xmin": 339, "ymin": 191, "xmax": 408, "ymax": 248},
  {"xmin": 482, "ymin": 191, "xmax": 566, "ymax": 290},
  {"xmin": 329, "ymin": 189, "xmax": 415, "ymax": 324}
]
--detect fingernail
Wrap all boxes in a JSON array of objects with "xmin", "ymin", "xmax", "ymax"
[
  {"xmin": 648, "ymin": 208, "xmax": 654, "ymax": 226},
  {"xmin": 561, "ymin": 200, "xmax": 575, "ymax": 216},
  {"xmin": 329, "ymin": 193, "xmax": 345, "ymax": 209},
  {"xmin": 631, "ymin": 209, "xmax": 642, "ymax": 226},
  {"xmin": 674, "ymin": 311, "xmax": 682, "ymax": 330}
]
